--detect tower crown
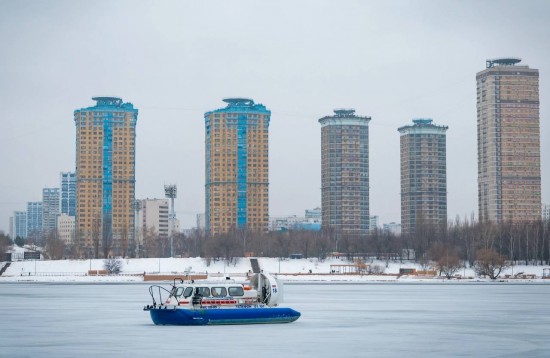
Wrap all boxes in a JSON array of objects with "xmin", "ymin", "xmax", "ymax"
[
  {"xmin": 412, "ymin": 118, "xmax": 433, "ymax": 125},
  {"xmin": 334, "ymin": 109, "xmax": 356, "ymax": 117},
  {"xmin": 92, "ymin": 96, "xmax": 123, "ymax": 106},
  {"xmin": 222, "ymin": 97, "xmax": 255, "ymax": 106},
  {"xmin": 486, "ymin": 58, "xmax": 521, "ymax": 68}
]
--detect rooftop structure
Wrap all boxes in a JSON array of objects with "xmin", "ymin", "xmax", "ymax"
[{"xmin": 485, "ymin": 57, "xmax": 522, "ymax": 68}]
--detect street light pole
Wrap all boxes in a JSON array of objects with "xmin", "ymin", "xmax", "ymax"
[{"xmin": 164, "ymin": 184, "xmax": 177, "ymax": 258}]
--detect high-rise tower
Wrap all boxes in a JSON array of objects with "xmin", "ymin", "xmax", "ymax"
[
  {"xmin": 60, "ymin": 172, "xmax": 76, "ymax": 217},
  {"xmin": 319, "ymin": 109, "xmax": 370, "ymax": 236},
  {"xmin": 204, "ymin": 98, "xmax": 270, "ymax": 236},
  {"xmin": 14, "ymin": 211, "xmax": 27, "ymax": 239},
  {"xmin": 42, "ymin": 188, "xmax": 60, "ymax": 234},
  {"xmin": 26, "ymin": 201, "xmax": 42, "ymax": 238},
  {"xmin": 74, "ymin": 97, "xmax": 138, "ymax": 255},
  {"xmin": 477, "ymin": 58, "xmax": 541, "ymax": 223},
  {"xmin": 398, "ymin": 119, "xmax": 448, "ymax": 236}
]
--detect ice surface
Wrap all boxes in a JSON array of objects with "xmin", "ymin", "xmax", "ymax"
[{"xmin": 1, "ymin": 283, "xmax": 549, "ymax": 357}]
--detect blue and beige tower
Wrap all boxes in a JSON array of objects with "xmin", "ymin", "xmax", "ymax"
[
  {"xmin": 319, "ymin": 109, "xmax": 371, "ymax": 236},
  {"xmin": 74, "ymin": 97, "xmax": 138, "ymax": 254},
  {"xmin": 204, "ymin": 98, "xmax": 270, "ymax": 236},
  {"xmin": 477, "ymin": 58, "xmax": 541, "ymax": 223},
  {"xmin": 398, "ymin": 119, "xmax": 448, "ymax": 236}
]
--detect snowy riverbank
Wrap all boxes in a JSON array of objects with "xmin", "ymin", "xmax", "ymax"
[{"xmin": 1, "ymin": 256, "xmax": 549, "ymax": 283}]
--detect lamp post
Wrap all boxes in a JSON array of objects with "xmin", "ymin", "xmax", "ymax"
[{"xmin": 164, "ymin": 184, "xmax": 177, "ymax": 258}]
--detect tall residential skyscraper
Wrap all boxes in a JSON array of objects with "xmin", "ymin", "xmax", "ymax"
[
  {"xmin": 75, "ymin": 97, "xmax": 138, "ymax": 255},
  {"xmin": 26, "ymin": 201, "xmax": 43, "ymax": 238},
  {"xmin": 60, "ymin": 172, "xmax": 76, "ymax": 217},
  {"xmin": 204, "ymin": 98, "xmax": 270, "ymax": 236},
  {"xmin": 42, "ymin": 188, "xmax": 60, "ymax": 234},
  {"xmin": 319, "ymin": 109, "xmax": 370, "ymax": 236},
  {"xmin": 398, "ymin": 119, "xmax": 448, "ymax": 236},
  {"xmin": 477, "ymin": 58, "xmax": 541, "ymax": 224}
]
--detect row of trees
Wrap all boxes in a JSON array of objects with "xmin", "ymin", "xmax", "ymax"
[
  {"xmin": 5, "ymin": 216, "xmax": 550, "ymax": 276},
  {"xmin": 138, "ymin": 217, "xmax": 550, "ymax": 266}
]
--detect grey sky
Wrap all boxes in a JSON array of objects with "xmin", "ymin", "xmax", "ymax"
[{"xmin": 1, "ymin": 0, "xmax": 549, "ymax": 232}]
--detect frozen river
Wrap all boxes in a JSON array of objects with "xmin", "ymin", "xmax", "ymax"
[{"xmin": 0, "ymin": 282, "xmax": 549, "ymax": 357}]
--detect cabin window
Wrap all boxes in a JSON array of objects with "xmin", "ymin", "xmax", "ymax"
[
  {"xmin": 196, "ymin": 287, "xmax": 210, "ymax": 296},
  {"xmin": 211, "ymin": 287, "xmax": 227, "ymax": 297},
  {"xmin": 183, "ymin": 287, "xmax": 193, "ymax": 298},
  {"xmin": 174, "ymin": 287, "xmax": 185, "ymax": 297},
  {"xmin": 228, "ymin": 287, "xmax": 244, "ymax": 296}
]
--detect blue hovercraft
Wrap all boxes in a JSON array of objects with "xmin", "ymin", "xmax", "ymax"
[{"xmin": 144, "ymin": 272, "xmax": 300, "ymax": 325}]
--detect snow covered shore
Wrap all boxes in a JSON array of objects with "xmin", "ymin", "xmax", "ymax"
[{"xmin": 1, "ymin": 256, "xmax": 549, "ymax": 283}]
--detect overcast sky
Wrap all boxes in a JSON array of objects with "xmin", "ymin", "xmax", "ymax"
[{"xmin": 1, "ymin": 0, "xmax": 549, "ymax": 232}]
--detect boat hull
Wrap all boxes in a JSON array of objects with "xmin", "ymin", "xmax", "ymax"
[{"xmin": 147, "ymin": 307, "xmax": 301, "ymax": 326}]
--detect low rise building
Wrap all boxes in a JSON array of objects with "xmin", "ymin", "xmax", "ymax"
[
  {"xmin": 543, "ymin": 204, "xmax": 550, "ymax": 221},
  {"xmin": 383, "ymin": 222, "xmax": 401, "ymax": 236},
  {"xmin": 138, "ymin": 199, "xmax": 169, "ymax": 240},
  {"xmin": 57, "ymin": 214, "xmax": 75, "ymax": 244}
]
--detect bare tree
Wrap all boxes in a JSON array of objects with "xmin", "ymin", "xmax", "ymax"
[
  {"xmin": 143, "ymin": 227, "xmax": 161, "ymax": 258},
  {"xmin": 0, "ymin": 232, "xmax": 10, "ymax": 260},
  {"xmin": 101, "ymin": 214, "xmax": 113, "ymax": 258},
  {"xmin": 436, "ymin": 253, "xmax": 462, "ymax": 279},
  {"xmin": 544, "ymin": 220, "xmax": 550, "ymax": 265},
  {"xmin": 119, "ymin": 224, "xmax": 130, "ymax": 258},
  {"xmin": 429, "ymin": 243, "xmax": 462, "ymax": 279},
  {"xmin": 418, "ymin": 253, "xmax": 431, "ymax": 272},
  {"xmin": 44, "ymin": 230, "xmax": 65, "ymax": 260},
  {"xmin": 171, "ymin": 232, "xmax": 188, "ymax": 257},
  {"xmin": 92, "ymin": 213, "xmax": 101, "ymax": 259},
  {"xmin": 204, "ymin": 232, "xmax": 241, "ymax": 260},
  {"xmin": 474, "ymin": 248, "xmax": 509, "ymax": 280}
]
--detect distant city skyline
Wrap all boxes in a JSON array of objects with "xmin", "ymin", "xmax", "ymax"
[{"xmin": 1, "ymin": 1, "xmax": 549, "ymax": 233}]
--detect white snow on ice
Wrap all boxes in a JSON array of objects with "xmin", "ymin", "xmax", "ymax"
[{"xmin": 1, "ymin": 245, "xmax": 549, "ymax": 283}]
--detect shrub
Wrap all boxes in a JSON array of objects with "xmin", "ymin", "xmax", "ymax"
[{"xmin": 103, "ymin": 258, "xmax": 123, "ymax": 274}]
